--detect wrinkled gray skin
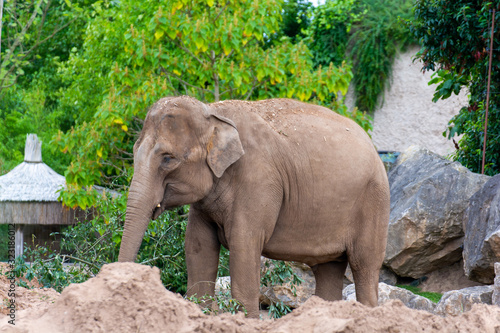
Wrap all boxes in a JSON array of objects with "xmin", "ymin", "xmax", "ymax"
[{"xmin": 118, "ymin": 96, "xmax": 390, "ymax": 317}]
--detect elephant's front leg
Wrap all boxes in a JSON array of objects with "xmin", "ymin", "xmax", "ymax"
[
  {"xmin": 229, "ymin": 238, "xmax": 263, "ymax": 318},
  {"xmin": 185, "ymin": 210, "xmax": 220, "ymax": 308}
]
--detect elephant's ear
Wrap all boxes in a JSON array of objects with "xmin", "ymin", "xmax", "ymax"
[{"xmin": 206, "ymin": 115, "xmax": 245, "ymax": 178}]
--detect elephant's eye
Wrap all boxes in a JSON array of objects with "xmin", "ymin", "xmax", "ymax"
[{"xmin": 162, "ymin": 154, "xmax": 174, "ymax": 165}]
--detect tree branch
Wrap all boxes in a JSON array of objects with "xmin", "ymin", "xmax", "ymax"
[
  {"xmin": 62, "ymin": 255, "xmax": 101, "ymax": 271},
  {"xmin": 244, "ymin": 77, "xmax": 261, "ymax": 100},
  {"xmin": 3, "ymin": 0, "xmax": 43, "ymax": 64},
  {"xmin": 174, "ymin": 38, "xmax": 205, "ymax": 66},
  {"xmin": 213, "ymin": 1, "xmax": 230, "ymax": 24},
  {"xmin": 160, "ymin": 66, "xmax": 212, "ymax": 95}
]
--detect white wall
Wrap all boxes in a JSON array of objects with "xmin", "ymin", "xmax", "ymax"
[{"xmin": 346, "ymin": 45, "xmax": 468, "ymax": 156}]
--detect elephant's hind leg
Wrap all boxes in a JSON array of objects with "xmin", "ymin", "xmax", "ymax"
[
  {"xmin": 311, "ymin": 260, "xmax": 348, "ymax": 301},
  {"xmin": 348, "ymin": 178, "xmax": 389, "ymax": 307}
]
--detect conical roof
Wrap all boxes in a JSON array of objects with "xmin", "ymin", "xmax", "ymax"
[{"xmin": 0, "ymin": 134, "xmax": 65, "ymax": 202}]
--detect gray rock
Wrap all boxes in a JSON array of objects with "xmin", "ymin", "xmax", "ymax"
[
  {"xmin": 493, "ymin": 263, "xmax": 500, "ymax": 306},
  {"xmin": 260, "ymin": 261, "xmax": 315, "ymax": 308},
  {"xmin": 463, "ymin": 174, "xmax": 500, "ymax": 284},
  {"xmin": 215, "ymin": 276, "xmax": 231, "ymax": 296},
  {"xmin": 343, "ymin": 282, "xmax": 436, "ymax": 313},
  {"xmin": 384, "ymin": 146, "xmax": 489, "ymax": 278},
  {"xmin": 434, "ymin": 285, "xmax": 494, "ymax": 317}
]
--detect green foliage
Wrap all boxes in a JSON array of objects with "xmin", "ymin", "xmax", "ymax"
[
  {"xmin": 188, "ymin": 292, "xmax": 247, "ymax": 316},
  {"xmin": 0, "ymin": 83, "xmax": 71, "ymax": 175},
  {"xmin": 10, "ymin": 195, "xmax": 191, "ymax": 294},
  {"xmin": 397, "ymin": 285, "xmax": 443, "ymax": 304},
  {"xmin": 0, "ymin": 0, "xmax": 92, "ymax": 95},
  {"xmin": 137, "ymin": 207, "xmax": 189, "ymax": 294},
  {"xmin": 277, "ymin": 0, "xmax": 312, "ymax": 43},
  {"xmin": 12, "ymin": 246, "xmax": 85, "ymax": 292},
  {"xmin": 349, "ymin": 0, "xmax": 415, "ymax": 112},
  {"xmin": 261, "ymin": 259, "xmax": 303, "ymax": 318},
  {"xmin": 0, "ymin": 0, "xmax": 104, "ymax": 176},
  {"xmin": 307, "ymin": 0, "xmax": 415, "ymax": 113},
  {"xmin": 307, "ymin": 0, "xmax": 363, "ymax": 68},
  {"xmin": 261, "ymin": 260, "xmax": 303, "ymax": 298},
  {"xmin": 410, "ymin": 1, "xmax": 500, "ymax": 175}
]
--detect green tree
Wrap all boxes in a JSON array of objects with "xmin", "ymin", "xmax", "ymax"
[
  {"xmin": 0, "ymin": 84, "xmax": 71, "ymax": 175},
  {"xmin": 307, "ymin": 0, "xmax": 415, "ymax": 112},
  {"xmin": 0, "ymin": 0, "xmax": 101, "ymax": 176},
  {"xmin": 0, "ymin": 0, "xmax": 88, "ymax": 96},
  {"xmin": 277, "ymin": 0, "xmax": 312, "ymax": 43},
  {"xmin": 410, "ymin": 1, "xmax": 500, "ymax": 175},
  {"xmin": 55, "ymin": 0, "xmax": 352, "ymax": 208}
]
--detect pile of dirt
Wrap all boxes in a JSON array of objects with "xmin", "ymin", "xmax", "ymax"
[
  {"xmin": 0, "ymin": 263, "xmax": 59, "ymax": 316},
  {"xmin": 2, "ymin": 262, "xmax": 500, "ymax": 333}
]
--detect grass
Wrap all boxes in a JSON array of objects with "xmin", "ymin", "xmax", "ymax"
[{"xmin": 397, "ymin": 284, "xmax": 443, "ymax": 303}]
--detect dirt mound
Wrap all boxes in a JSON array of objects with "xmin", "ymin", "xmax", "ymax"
[
  {"xmin": 0, "ymin": 263, "xmax": 59, "ymax": 317},
  {"xmin": 2, "ymin": 262, "xmax": 500, "ymax": 332}
]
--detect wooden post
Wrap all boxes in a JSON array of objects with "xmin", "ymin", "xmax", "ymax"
[{"xmin": 15, "ymin": 224, "xmax": 24, "ymax": 258}]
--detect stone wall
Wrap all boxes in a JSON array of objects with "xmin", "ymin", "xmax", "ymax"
[{"xmin": 345, "ymin": 45, "xmax": 468, "ymax": 156}]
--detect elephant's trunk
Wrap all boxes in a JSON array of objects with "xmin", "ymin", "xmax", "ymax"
[{"xmin": 118, "ymin": 176, "xmax": 157, "ymax": 262}]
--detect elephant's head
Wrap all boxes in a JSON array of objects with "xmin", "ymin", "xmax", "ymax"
[{"xmin": 118, "ymin": 96, "xmax": 244, "ymax": 262}]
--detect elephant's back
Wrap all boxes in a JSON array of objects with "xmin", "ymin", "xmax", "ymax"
[{"xmin": 210, "ymin": 98, "xmax": 369, "ymax": 144}]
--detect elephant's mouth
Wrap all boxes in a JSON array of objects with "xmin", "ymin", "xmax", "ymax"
[
  {"xmin": 152, "ymin": 205, "xmax": 163, "ymax": 220},
  {"xmin": 152, "ymin": 183, "xmax": 172, "ymax": 220}
]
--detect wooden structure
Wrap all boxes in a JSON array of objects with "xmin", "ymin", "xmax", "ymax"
[{"xmin": 0, "ymin": 134, "xmax": 85, "ymax": 257}]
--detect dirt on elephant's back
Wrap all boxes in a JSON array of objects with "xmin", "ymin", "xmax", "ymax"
[
  {"xmin": 1, "ymin": 262, "xmax": 500, "ymax": 333},
  {"xmin": 211, "ymin": 98, "xmax": 350, "ymax": 137}
]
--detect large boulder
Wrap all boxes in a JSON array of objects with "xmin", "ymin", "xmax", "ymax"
[
  {"xmin": 434, "ymin": 285, "xmax": 494, "ymax": 317},
  {"xmin": 384, "ymin": 146, "xmax": 489, "ymax": 278},
  {"xmin": 463, "ymin": 174, "xmax": 500, "ymax": 284},
  {"xmin": 343, "ymin": 282, "xmax": 436, "ymax": 313}
]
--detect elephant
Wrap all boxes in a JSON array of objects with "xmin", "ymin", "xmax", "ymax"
[{"xmin": 118, "ymin": 95, "xmax": 390, "ymax": 318}]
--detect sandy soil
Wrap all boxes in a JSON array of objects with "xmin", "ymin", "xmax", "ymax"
[
  {"xmin": 0, "ymin": 263, "xmax": 59, "ymax": 317},
  {"xmin": 1, "ymin": 262, "xmax": 499, "ymax": 333}
]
